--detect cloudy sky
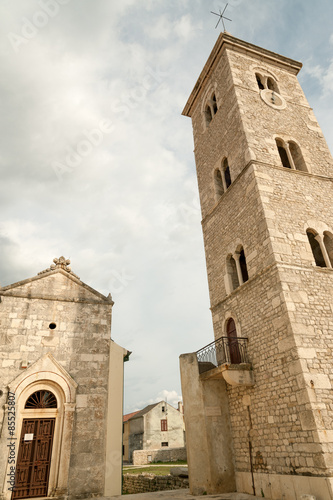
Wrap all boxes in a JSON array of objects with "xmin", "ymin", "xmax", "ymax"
[{"xmin": 1, "ymin": 0, "xmax": 333, "ymax": 413}]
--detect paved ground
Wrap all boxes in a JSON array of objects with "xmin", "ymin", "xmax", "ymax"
[{"xmin": 94, "ymin": 490, "xmax": 264, "ymax": 500}]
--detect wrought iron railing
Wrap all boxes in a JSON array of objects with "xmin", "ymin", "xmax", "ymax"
[{"xmin": 196, "ymin": 336, "xmax": 249, "ymax": 373}]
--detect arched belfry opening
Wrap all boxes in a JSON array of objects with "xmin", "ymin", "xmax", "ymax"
[{"xmin": 306, "ymin": 229, "xmax": 326, "ymax": 267}]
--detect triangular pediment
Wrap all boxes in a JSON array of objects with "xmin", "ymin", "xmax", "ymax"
[{"xmin": 0, "ymin": 267, "xmax": 113, "ymax": 304}]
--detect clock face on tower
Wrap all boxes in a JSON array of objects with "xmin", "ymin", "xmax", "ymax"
[{"xmin": 260, "ymin": 88, "xmax": 286, "ymax": 110}]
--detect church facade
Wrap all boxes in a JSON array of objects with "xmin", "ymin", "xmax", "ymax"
[
  {"xmin": 180, "ymin": 34, "xmax": 333, "ymax": 499},
  {"xmin": 0, "ymin": 257, "xmax": 128, "ymax": 499}
]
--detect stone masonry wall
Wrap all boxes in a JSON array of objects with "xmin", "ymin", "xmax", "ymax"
[
  {"xmin": 0, "ymin": 270, "xmax": 112, "ymax": 498},
  {"xmin": 187, "ymin": 34, "xmax": 333, "ymax": 485},
  {"xmin": 133, "ymin": 447, "xmax": 187, "ymax": 465},
  {"xmin": 122, "ymin": 474, "xmax": 189, "ymax": 494},
  {"xmin": 190, "ymin": 44, "xmax": 333, "ymax": 221}
]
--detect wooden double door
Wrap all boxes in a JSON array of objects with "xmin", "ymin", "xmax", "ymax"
[{"xmin": 13, "ymin": 418, "xmax": 55, "ymax": 499}]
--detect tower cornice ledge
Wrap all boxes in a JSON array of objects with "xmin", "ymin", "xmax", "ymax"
[{"xmin": 182, "ymin": 33, "xmax": 302, "ymax": 117}]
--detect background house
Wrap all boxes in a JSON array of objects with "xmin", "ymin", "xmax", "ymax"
[
  {"xmin": 123, "ymin": 401, "xmax": 185, "ymax": 463},
  {"xmin": 123, "ymin": 410, "xmax": 139, "ymax": 463}
]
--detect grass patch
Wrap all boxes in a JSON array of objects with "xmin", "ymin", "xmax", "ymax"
[
  {"xmin": 152, "ymin": 460, "xmax": 187, "ymax": 465},
  {"xmin": 123, "ymin": 466, "xmax": 173, "ymax": 476}
]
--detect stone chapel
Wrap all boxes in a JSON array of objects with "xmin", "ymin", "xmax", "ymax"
[
  {"xmin": 180, "ymin": 33, "xmax": 333, "ymax": 499},
  {"xmin": 0, "ymin": 256, "xmax": 129, "ymax": 499}
]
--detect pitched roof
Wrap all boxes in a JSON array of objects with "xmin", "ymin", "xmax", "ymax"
[
  {"xmin": 128, "ymin": 402, "xmax": 160, "ymax": 420},
  {"xmin": 123, "ymin": 411, "xmax": 140, "ymax": 422}
]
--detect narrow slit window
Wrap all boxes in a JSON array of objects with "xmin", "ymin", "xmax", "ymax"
[
  {"xmin": 212, "ymin": 94, "xmax": 218, "ymax": 114},
  {"xmin": 223, "ymin": 159, "xmax": 232, "ymax": 189},
  {"xmin": 239, "ymin": 249, "xmax": 249, "ymax": 283}
]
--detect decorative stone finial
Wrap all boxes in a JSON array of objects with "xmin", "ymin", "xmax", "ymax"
[{"xmin": 38, "ymin": 256, "xmax": 80, "ymax": 279}]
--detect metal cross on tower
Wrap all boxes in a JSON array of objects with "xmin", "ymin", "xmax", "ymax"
[{"xmin": 211, "ymin": 3, "xmax": 232, "ymax": 31}]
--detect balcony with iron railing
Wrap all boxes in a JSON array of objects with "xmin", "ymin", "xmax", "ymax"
[{"xmin": 196, "ymin": 336, "xmax": 254, "ymax": 386}]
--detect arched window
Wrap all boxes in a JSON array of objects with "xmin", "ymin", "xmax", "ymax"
[
  {"xmin": 288, "ymin": 141, "xmax": 307, "ymax": 172},
  {"xmin": 256, "ymin": 73, "xmax": 279, "ymax": 94},
  {"xmin": 276, "ymin": 139, "xmax": 292, "ymax": 169},
  {"xmin": 276, "ymin": 139, "xmax": 307, "ymax": 172},
  {"xmin": 227, "ymin": 255, "xmax": 239, "ymax": 291},
  {"xmin": 204, "ymin": 91, "xmax": 218, "ymax": 126},
  {"xmin": 25, "ymin": 390, "xmax": 57, "ymax": 409},
  {"xmin": 306, "ymin": 230, "xmax": 326, "ymax": 268},
  {"xmin": 256, "ymin": 73, "xmax": 264, "ymax": 90},
  {"xmin": 226, "ymin": 318, "xmax": 241, "ymax": 364},
  {"xmin": 239, "ymin": 248, "xmax": 249, "ymax": 283},
  {"xmin": 214, "ymin": 168, "xmax": 224, "ymax": 199},
  {"xmin": 226, "ymin": 246, "xmax": 249, "ymax": 293},
  {"xmin": 267, "ymin": 77, "xmax": 279, "ymax": 93},
  {"xmin": 324, "ymin": 232, "xmax": 333, "ymax": 267},
  {"xmin": 222, "ymin": 158, "xmax": 232, "ymax": 189}
]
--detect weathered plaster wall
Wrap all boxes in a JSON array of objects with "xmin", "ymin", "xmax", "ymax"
[{"xmin": 143, "ymin": 402, "xmax": 185, "ymax": 450}]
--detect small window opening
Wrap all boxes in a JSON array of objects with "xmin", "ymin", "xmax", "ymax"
[
  {"xmin": 212, "ymin": 94, "xmax": 218, "ymax": 114},
  {"xmin": 222, "ymin": 159, "xmax": 232, "ymax": 189},
  {"xmin": 224, "ymin": 166, "xmax": 231, "ymax": 188},
  {"xmin": 307, "ymin": 230, "xmax": 326, "ymax": 268},
  {"xmin": 239, "ymin": 249, "xmax": 249, "ymax": 283},
  {"xmin": 161, "ymin": 442, "xmax": 169, "ymax": 447},
  {"xmin": 162, "ymin": 406, "xmax": 165, "ymax": 412},
  {"xmin": 49, "ymin": 322, "xmax": 57, "ymax": 330},
  {"xmin": 256, "ymin": 74, "xmax": 265, "ymax": 90}
]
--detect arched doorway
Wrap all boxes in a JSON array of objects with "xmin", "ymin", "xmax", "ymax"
[
  {"xmin": 3, "ymin": 354, "xmax": 77, "ymax": 500},
  {"xmin": 13, "ymin": 391, "xmax": 57, "ymax": 499},
  {"xmin": 226, "ymin": 318, "xmax": 241, "ymax": 364}
]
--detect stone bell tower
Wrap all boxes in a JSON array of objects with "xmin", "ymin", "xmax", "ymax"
[{"xmin": 180, "ymin": 33, "xmax": 333, "ymax": 499}]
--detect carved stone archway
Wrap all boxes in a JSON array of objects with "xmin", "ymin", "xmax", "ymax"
[{"xmin": 2, "ymin": 353, "xmax": 77, "ymax": 500}]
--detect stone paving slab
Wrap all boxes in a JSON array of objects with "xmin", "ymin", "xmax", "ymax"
[{"xmin": 94, "ymin": 490, "xmax": 266, "ymax": 500}]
